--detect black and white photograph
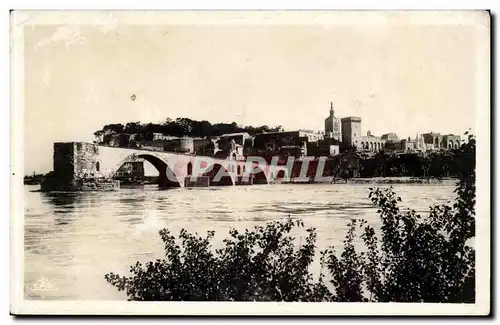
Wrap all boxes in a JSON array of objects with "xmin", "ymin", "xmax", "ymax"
[{"xmin": 9, "ymin": 10, "xmax": 491, "ymax": 316}]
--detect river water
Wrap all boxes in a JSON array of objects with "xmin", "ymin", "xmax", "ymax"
[{"xmin": 23, "ymin": 181, "xmax": 457, "ymax": 300}]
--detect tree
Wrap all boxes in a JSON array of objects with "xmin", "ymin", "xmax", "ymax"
[
  {"xmin": 103, "ymin": 123, "xmax": 125, "ymax": 134},
  {"xmin": 93, "ymin": 130, "xmax": 104, "ymax": 143},
  {"xmin": 124, "ymin": 122, "xmax": 141, "ymax": 134},
  {"xmin": 326, "ymin": 134, "xmax": 475, "ymax": 302},
  {"xmin": 95, "ymin": 118, "xmax": 300, "ymax": 140},
  {"xmin": 105, "ymin": 219, "xmax": 329, "ymax": 301}
]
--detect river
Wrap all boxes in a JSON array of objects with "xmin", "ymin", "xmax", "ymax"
[{"xmin": 23, "ymin": 181, "xmax": 457, "ymax": 300}]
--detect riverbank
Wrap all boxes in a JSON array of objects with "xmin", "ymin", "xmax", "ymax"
[
  {"xmin": 31, "ymin": 176, "xmax": 455, "ymax": 192},
  {"xmin": 340, "ymin": 177, "xmax": 453, "ymax": 184},
  {"xmin": 281, "ymin": 177, "xmax": 455, "ymax": 185}
]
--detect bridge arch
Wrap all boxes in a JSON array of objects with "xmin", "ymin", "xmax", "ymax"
[
  {"xmin": 203, "ymin": 162, "xmax": 235, "ymax": 186},
  {"xmin": 253, "ymin": 167, "xmax": 269, "ymax": 185},
  {"xmin": 114, "ymin": 153, "xmax": 181, "ymax": 188},
  {"xmin": 273, "ymin": 168, "xmax": 290, "ymax": 183}
]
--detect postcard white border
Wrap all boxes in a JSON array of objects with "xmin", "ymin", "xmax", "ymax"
[{"xmin": 10, "ymin": 10, "xmax": 491, "ymax": 316}]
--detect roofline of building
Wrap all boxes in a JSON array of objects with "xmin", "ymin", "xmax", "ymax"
[
  {"xmin": 219, "ymin": 132, "xmax": 251, "ymax": 137},
  {"xmin": 256, "ymin": 130, "xmax": 301, "ymax": 135},
  {"xmin": 340, "ymin": 116, "xmax": 362, "ymax": 122}
]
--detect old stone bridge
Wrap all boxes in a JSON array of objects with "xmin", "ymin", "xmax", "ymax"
[{"xmin": 53, "ymin": 142, "xmax": 289, "ymax": 188}]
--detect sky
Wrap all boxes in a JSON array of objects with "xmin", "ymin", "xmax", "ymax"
[{"xmin": 23, "ymin": 17, "xmax": 480, "ymax": 174}]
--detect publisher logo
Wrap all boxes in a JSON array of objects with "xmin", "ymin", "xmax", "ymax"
[{"xmin": 28, "ymin": 277, "xmax": 57, "ymax": 292}]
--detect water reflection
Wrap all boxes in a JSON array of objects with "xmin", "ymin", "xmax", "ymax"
[
  {"xmin": 42, "ymin": 192, "xmax": 82, "ymax": 225},
  {"xmin": 118, "ymin": 190, "xmax": 147, "ymax": 207},
  {"xmin": 43, "ymin": 191, "xmax": 81, "ymax": 210}
]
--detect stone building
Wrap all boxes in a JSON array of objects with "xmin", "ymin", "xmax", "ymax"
[
  {"xmin": 340, "ymin": 117, "xmax": 386, "ymax": 152},
  {"xmin": 424, "ymin": 143, "xmax": 435, "ymax": 151},
  {"xmin": 297, "ymin": 129, "xmax": 324, "ymax": 143},
  {"xmin": 141, "ymin": 140, "xmax": 167, "ymax": 151},
  {"xmin": 399, "ymin": 138, "xmax": 414, "ymax": 151},
  {"xmin": 193, "ymin": 138, "xmax": 215, "ymax": 156},
  {"xmin": 140, "ymin": 136, "xmax": 214, "ymax": 154},
  {"xmin": 163, "ymin": 137, "xmax": 195, "ymax": 153},
  {"xmin": 253, "ymin": 131, "xmax": 309, "ymax": 157},
  {"xmin": 52, "ymin": 142, "xmax": 80, "ymax": 185},
  {"xmin": 422, "ymin": 132, "xmax": 461, "ymax": 150},
  {"xmin": 217, "ymin": 132, "xmax": 252, "ymax": 150},
  {"xmin": 215, "ymin": 132, "xmax": 253, "ymax": 159},
  {"xmin": 153, "ymin": 133, "xmax": 169, "ymax": 141},
  {"xmin": 340, "ymin": 116, "xmax": 361, "ymax": 147},
  {"xmin": 311, "ymin": 137, "xmax": 341, "ymax": 157},
  {"xmin": 399, "ymin": 134, "xmax": 425, "ymax": 152},
  {"xmin": 415, "ymin": 134, "xmax": 426, "ymax": 151},
  {"xmin": 381, "ymin": 133, "xmax": 399, "ymax": 143},
  {"xmin": 329, "ymin": 145, "xmax": 340, "ymax": 156},
  {"xmin": 422, "ymin": 132, "xmax": 443, "ymax": 149},
  {"xmin": 42, "ymin": 142, "xmax": 118, "ymax": 191},
  {"xmin": 324, "ymin": 101, "xmax": 342, "ymax": 141},
  {"xmin": 53, "ymin": 142, "xmax": 102, "ymax": 179},
  {"xmin": 442, "ymin": 134, "xmax": 461, "ymax": 149}
]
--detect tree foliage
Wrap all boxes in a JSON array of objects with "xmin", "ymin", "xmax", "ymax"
[
  {"xmin": 105, "ymin": 219, "xmax": 330, "ymax": 301},
  {"xmin": 358, "ymin": 150, "xmax": 466, "ymax": 179},
  {"xmin": 105, "ymin": 135, "xmax": 475, "ymax": 302},
  {"xmin": 94, "ymin": 118, "xmax": 282, "ymax": 143}
]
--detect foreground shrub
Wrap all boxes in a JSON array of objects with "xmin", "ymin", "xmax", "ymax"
[
  {"xmin": 105, "ymin": 218, "xmax": 330, "ymax": 301},
  {"xmin": 105, "ymin": 136, "xmax": 475, "ymax": 302}
]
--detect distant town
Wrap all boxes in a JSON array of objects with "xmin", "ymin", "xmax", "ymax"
[
  {"xmin": 93, "ymin": 102, "xmax": 464, "ymax": 160},
  {"xmin": 25, "ymin": 101, "xmax": 470, "ymax": 188}
]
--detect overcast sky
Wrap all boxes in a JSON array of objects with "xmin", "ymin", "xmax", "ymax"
[{"xmin": 23, "ymin": 16, "xmax": 480, "ymax": 174}]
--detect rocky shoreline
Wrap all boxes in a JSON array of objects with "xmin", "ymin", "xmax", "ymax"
[{"xmin": 40, "ymin": 176, "xmax": 120, "ymax": 192}]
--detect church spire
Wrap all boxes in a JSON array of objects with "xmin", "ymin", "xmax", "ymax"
[{"xmin": 330, "ymin": 101, "xmax": 334, "ymax": 116}]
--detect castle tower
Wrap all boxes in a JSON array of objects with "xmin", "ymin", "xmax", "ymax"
[
  {"xmin": 324, "ymin": 101, "xmax": 342, "ymax": 141},
  {"xmin": 340, "ymin": 116, "xmax": 362, "ymax": 147}
]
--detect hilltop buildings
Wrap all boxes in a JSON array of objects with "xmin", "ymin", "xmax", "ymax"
[
  {"xmin": 340, "ymin": 116, "xmax": 386, "ymax": 152},
  {"xmin": 96, "ymin": 101, "xmax": 463, "ymax": 161},
  {"xmin": 422, "ymin": 132, "xmax": 462, "ymax": 150}
]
